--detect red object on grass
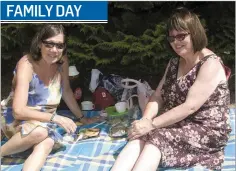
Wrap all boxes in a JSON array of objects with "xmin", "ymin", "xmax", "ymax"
[{"xmin": 93, "ymin": 87, "xmax": 115, "ymax": 110}]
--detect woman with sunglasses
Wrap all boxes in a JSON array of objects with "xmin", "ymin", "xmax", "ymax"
[
  {"xmin": 112, "ymin": 7, "xmax": 231, "ymax": 171},
  {"xmin": 1, "ymin": 24, "xmax": 100, "ymax": 170}
]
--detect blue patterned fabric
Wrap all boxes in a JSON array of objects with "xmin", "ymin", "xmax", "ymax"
[
  {"xmin": 23, "ymin": 71, "xmax": 62, "ymax": 109},
  {"xmin": 1, "ymin": 70, "xmax": 62, "ymax": 142},
  {"xmin": 1, "ymin": 108, "xmax": 235, "ymax": 171}
]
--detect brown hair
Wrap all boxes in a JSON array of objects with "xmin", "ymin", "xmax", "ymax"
[
  {"xmin": 30, "ymin": 24, "xmax": 67, "ymax": 64},
  {"xmin": 166, "ymin": 7, "xmax": 208, "ymax": 54}
]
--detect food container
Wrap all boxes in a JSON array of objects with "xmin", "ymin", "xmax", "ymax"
[
  {"xmin": 105, "ymin": 106, "xmax": 129, "ymax": 126},
  {"xmin": 109, "ymin": 122, "xmax": 128, "ymax": 138}
]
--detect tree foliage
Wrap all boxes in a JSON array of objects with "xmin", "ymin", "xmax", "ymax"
[{"xmin": 1, "ymin": 2, "xmax": 235, "ymax": 84}]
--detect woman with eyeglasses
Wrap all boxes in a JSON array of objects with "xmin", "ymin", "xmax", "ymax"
[
  {"xmin": 112, "ymin": 7, "xmax": 231, "ymax": 171},
  {"xmin": 1, "ymin": 24, "xmax": 100, "ymax": 170}
]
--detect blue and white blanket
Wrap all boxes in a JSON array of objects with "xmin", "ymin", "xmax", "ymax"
[{"xmin": 1, "ymin": 108, "xmax": 235, "ymax": 171}]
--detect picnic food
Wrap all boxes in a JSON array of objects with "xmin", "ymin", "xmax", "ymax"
[
  {"xmin": 84, "ymin": 128, "xmax": 100, "ymax": 137},
  {"xmin": 111, "ymin": 129, "xmax": 126, "ymax": 137},
  {"xmin": 109, "ymin": 124, "xmax": 127, "ymax": 138},
  {"xmin": 75, "ymin": 121, "xmax": 83, "ymax": 126},
  {"xmin": 108, "ymin": 118, "xmax": 122, "ymax": 125}
]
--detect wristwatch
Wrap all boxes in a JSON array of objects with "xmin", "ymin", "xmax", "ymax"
[
  {"xmin": 50, "ymin": 112, "xmax": 57, "ymax": 123},
  {"xmin": 78, "ymin": 114, "xmax": 84, "ymax": 121}
]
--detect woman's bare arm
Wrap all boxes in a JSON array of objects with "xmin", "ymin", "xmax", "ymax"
[
  {"xmin": 152, "ymin": 58, "xmax": 227, "ymax": 129},
  {"xmin": 12, "ymin": 56, "xmax": 52, "ymax": 122},
  {"xmin": 60, "ymin": 56, "xmax": 83, "ymax": 119},
  {"xmin": 142, "ymin": 61, "xmax": 171, "ymax": 120}
]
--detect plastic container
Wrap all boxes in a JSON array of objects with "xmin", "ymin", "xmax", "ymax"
[
  {"xmin": 109, "ymin": 122, "xmax": 127, "ymax": 138},
  {"xmin": 105, "ymin": 106, "xmax": 130, "ymax": 127}
]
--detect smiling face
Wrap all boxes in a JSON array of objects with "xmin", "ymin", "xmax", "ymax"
[
  {"xmin": 40, "ymin": 33, "xmax": 65, "ymax": 64},
  {"xmin": 166, "ymin": 8, "xmax": 208, "ymax": 56},
  {"xmin": 168, "ymin": 29, "xmax": 194, "ymax": 58}
]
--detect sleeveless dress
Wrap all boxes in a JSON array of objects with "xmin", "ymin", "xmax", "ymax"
[
  {"xmin": 142, "ymin": 55, "xmax": 232, "ymax": 170},
  {"xmin": 1, "ymin": 61, "xmax": 63, "ymax": 146}
]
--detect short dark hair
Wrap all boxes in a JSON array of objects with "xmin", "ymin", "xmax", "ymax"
[
  {"xmin": 166, "ymin": 7, "xmax": 208, "ymax": 54},
  {"xmin": 30, "ymin": 24, "xmax": 67, "ymax": 64}
]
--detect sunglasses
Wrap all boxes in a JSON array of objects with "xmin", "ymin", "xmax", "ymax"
[
  {"xmin": 42, "ymin": 40, "xmax": 65, "ymax": 50},
  {"xmin": 167, "ymin": 33, "xmax": 190, "ymax": 43}
]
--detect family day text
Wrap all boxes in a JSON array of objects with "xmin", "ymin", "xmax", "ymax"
[{"xmin": 7, "ymin": 4, "xmax": 82, "ymax": 17}]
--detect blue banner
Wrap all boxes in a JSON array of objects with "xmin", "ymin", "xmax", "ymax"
[{"xmin": 1, "ymin": 1, "xmax": 108, "ymax": 22}]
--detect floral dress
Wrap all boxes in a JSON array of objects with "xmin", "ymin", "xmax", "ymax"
[
  {"xmin": 1, "ymin": 63, "xmax": 63, "ymax": 145},
  {"xmin": 142, "ymin": 54, "xmax": 232, "ymax": 170}
]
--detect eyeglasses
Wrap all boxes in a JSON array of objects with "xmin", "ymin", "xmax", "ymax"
[
  {"xmin": 42, "ymin": 40, "xmax": 65, "ymax": 50},
  {"xmin": 167, "ymin": 33, "xmax": 190, "ymax": 43}
]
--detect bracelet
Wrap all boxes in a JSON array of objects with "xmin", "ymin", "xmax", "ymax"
[
  {"xmin": 50, "ymin": 113, "xmax": 57, "ymax": 123},
  {"xmin": 78, "ymin": 114, "xmax": 84, "ymax": 121},
  {"xmin": 142, "ymin": 117, "xmax": 156, "ymax": 129}
]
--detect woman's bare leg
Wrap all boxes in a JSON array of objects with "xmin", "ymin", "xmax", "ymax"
[
  {"xmin": 111, "ymin": 139, "xmax": 145, "ymax": 171},
  {"xmin": 132, "ymin": 142, "xmax": 161, "ymax": 171},
  {"xmin": 1, "ymin": 127, "xmax": 48, "ymax": 156},
  {"xmin": 23, "ymin": 137, "xmax": 55, "ymax": 171}
]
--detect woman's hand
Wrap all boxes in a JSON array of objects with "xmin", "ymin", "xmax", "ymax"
[
  {"xmin": 128, "ymin": 118, "xmax": 155, "ymax": 140},
  {"xmin": 53, "ymin": 115, "xmax": 77, "ymax": 134},
  {"xmin": 80, "ymin": 116, "xmax": 102, "ymax": 124}
]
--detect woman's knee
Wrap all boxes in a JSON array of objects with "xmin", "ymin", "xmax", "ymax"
[
  {"xmin": 26, "ymin": 127, "xmax": 48, "ymax": 144},
  {"xmin": 145, "ymin": 142, "xmax": 161, "ymax": 157},
  {"xmin": 124, "ymin": 139, "xmax": 146, "ymax": 152},
  {"xmin": 34, "ymin": 138, "xmax": 55, "ymax": 152},
  {"xmin": 42, "ymin": 138, "xmax": 55, "ymax": 149}
]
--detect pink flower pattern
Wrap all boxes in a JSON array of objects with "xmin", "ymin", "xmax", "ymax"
[{"xmin": 141, "ymin": 55, "xmax": 231, "ymax": 170}]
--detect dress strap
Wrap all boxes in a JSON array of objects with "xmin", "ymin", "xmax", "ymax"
[
  {"xmin": 165, "ymin": 57, "xmax": 178, "ymax": 83},
  {"xmin": 198, "ymin": 54, "xmax": 231, "ymax": 80},
  {"xmin": 199, "ymin": 54, "xmax": 218, "ymax": 63}
]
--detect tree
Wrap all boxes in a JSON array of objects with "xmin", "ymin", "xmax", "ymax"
[{"xmin": 1, "ymin": 2, "xmax": 235, "ymax": 90}]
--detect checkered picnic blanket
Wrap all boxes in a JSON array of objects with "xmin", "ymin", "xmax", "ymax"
[{"xmin": 1, "ymin": 108, "xmax": 235, "ymax": 171}]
